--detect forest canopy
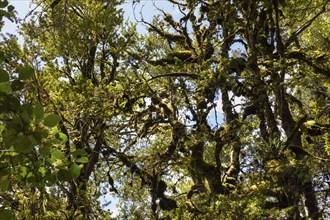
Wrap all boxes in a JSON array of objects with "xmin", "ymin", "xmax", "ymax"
[{"xmin": 0, "ymin": 0, "xmax": 330, "ymax": 219}]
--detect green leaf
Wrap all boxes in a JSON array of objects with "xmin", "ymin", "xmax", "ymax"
[
  {"xmin": 36, "ymin": 128, "xmax": 49, "ymax": 140},
  {"xmin": 45, "ymin": 158, "xmax": 55, "ymax": 166},
  {"xmin": 0, "ymin": 209, "xmax": 14, "ymax": 220},
  {"xmin": 44, "ymin": 114, "xmax": 61, "ymax": 127},
  {"xmin": 76, "ymin": 156, "xmax": 89, "ymax": 163},
  {"xmin": 18, "ymin": 67, "xmax": 34, "ymax": 80},
  {"xmin": 26, "ymin": 172, "xmax": 37, "ymax": 184},
  {"xmin": 38, "ymin": 166, "xmax": 47, "ymax": 177},
  {"xmin": 57, "ymin": 169, "xmax": 72, "ymax": 181},
  {"xmin": 33, "ymin": 104, "xmax": 44, "ymax": 122},
  {"xmin": 69, "ymin": 164, "xmax": 81, "ymax": 178},
  {"xmin": 13, "ymin": 134, "xmax": 35, "ymax": 153},
  {"xmin": 0, "ymin": 82, "xmax": 11, "ymax": 94},
  {"xmin": 0, "ymin": 0, "xmax": 9, "ymax": 8},
  {"xmin": 0, "ymin": 180, "xmax": 9, "ymax": 190},
  {"xmin": 18, "ymin": 166, "xmax": 27, "ymax": 177},
  {"xmin": 5, "ymin": 96, "xmax": 20, "ymax": 111},
  {"xmin": 51, "ymin": 149, "xmax": 64, "ymax": 160},
  {"xmin": 45, "ymin": 173, "xmax": 56, "ymax": 186},
  {"xmin": 0, "ymin": 51, "xmax": 5, "ymax": 61},
  {"xmin": 7, "ymin": 5, "xmax": 14, "ymax": 12},
  {"xmin": 52, "ymin": 126, "xmax": 59, "ymax": 135},
  {"xmin": 304, "ymin": 120, "xmax": 316, "ymax": 127},
  {"xmin": 0, "ymin": 69, "xmax": 9, "ymax": 82},
  {"xmin": 2, "ymin": 132, "xmax": 15, "ymax": 150},
  {"xmin": 72, "ymin": 149, "xmax": 88, "ymax": 157},
  {"xmin": 12, "ymin": 116, "xmax": 23, "ymax": 131},
  {"xmin": 11, "ymin": 154, "xmax": 22, "ymax": 165},
  {"xmin": 20, "ymin": 104, "xmax": 33, "ymax": 123},
  {"xmin": 55, "ymin": 132, "xmax": 68, "ymax": 143},
  {"xmin": 39, "ymin": 146, "xmax": 51, "ymax": 157},
  {"xmin": 32, "ymin": 129, "xmax": 47, "ymax": 143},
  {"xmin": 11, "ymin": 80, "xmax": 24, "ymax": 91}
]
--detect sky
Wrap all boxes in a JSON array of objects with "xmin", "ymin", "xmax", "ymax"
[
  {"xmin": 3, "ymin": 1, "xmax": 31, "ymax": 35},
  {"xmin": 3, "ymin": 0, "xmax": 180, "ymax": 35}
]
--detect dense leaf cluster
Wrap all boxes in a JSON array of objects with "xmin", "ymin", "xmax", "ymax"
[{"xmin": 0, "ymin": 0, "xmax": 329, "ymax": 219}]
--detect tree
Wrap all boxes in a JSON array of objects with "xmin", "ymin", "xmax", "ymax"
[
  {"xmin": 1, "ymin": 0, "xmax": 329, "ymax": 219},
  {"xmin": 0, "ymin": 1, "xmax": 72, "ymax": 219}
]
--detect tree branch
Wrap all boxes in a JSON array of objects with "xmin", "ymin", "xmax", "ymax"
[{"xmin": 147, "ymin": 72, "xmax": 199, "ymax": 81}]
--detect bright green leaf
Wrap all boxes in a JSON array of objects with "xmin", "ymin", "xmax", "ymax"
[
  {"xmin": 38, "ymin": 166, "xmax": 47, "ymax": 176},
  {"xmin": 52, "ymin": 126, "xmax": 59, "ymax": 135},
  {"xmin": 304, "ymin": 120, "xmax": 316, "ymax": 127},
  {"xmin": 18, "ymin": 67, "xmax": 34, "ymax": 80},
  {"xmin": 51, "ymin": 149, "xmax": 64, "ymax": 160},
  {"xmin": 69, "ymin": 164, "xmax": 81, "ymax": 178},
  {"xmin": 44, "ymin": 114, "xmax": 61, "ymax": 127},
  {"xmin": 59, "ymin": 132, "xmax": 68, "ymax": 142},
  {"xmin": 76, "ymin": 157, "xmax": 89, "ymax": 163},
  {"xmin": 55, "ymin": 132, "xmax": 68, "ymax": 143},
  {"xmin": 18, "ymin": 166, "xmax": 27, "ymax": 177}
]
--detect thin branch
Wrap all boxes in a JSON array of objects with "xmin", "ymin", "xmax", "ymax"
[
  {"xmin": 285, "ymin": 1, "xmax": 329, "ymax": 48},
  {"xmin": 23, "ymin": 1, "xmax": 45, "ymax": 21},
  {"xmin": 147, "ymin": 72, "xmax": 199, "ymax": 81},
  {"xmin": 287, "ymin": 51, "xmax": 330, "ymax": 78}
]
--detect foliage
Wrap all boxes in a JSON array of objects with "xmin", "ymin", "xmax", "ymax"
[{"xmin": 0, "ymin": 0, "xmax": 330, "ymax": 219}]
